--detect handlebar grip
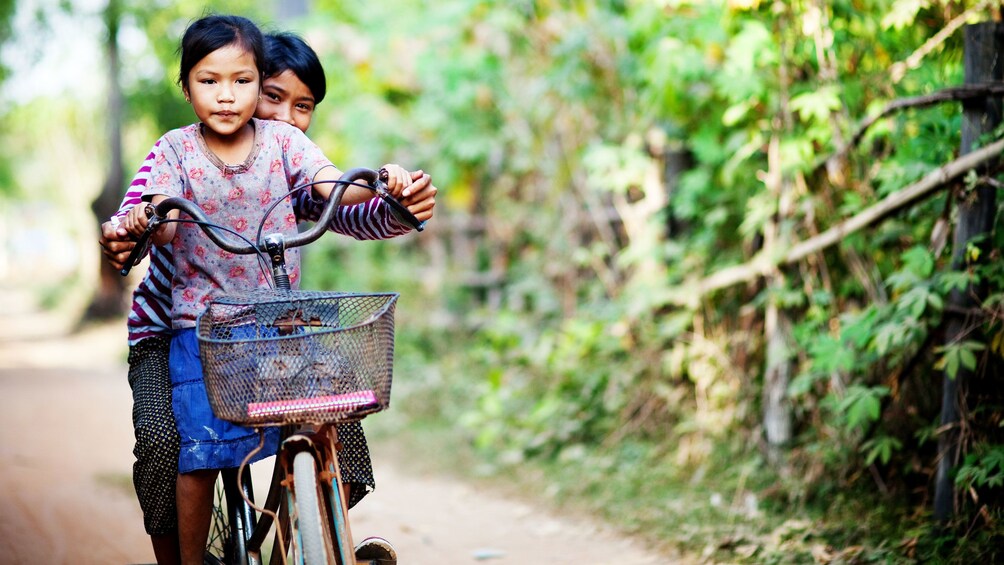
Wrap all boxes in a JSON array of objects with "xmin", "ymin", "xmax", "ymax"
[
  {"xmin": 376, "ymin": 188, "xmax": 426, "ymax": 232},
  {"xmin": 119, "ymin": 235, "xmax": 150, "ymax": 276}
]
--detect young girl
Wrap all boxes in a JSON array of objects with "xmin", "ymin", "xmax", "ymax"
[{"xmin": 122, "ymin": 15, "xmax": 413, "ymax": 564}]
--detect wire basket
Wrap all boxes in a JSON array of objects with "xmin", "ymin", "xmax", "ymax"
[{"xmin": 196, "ymin": 290, "xmax": 397, "ymax": 426}]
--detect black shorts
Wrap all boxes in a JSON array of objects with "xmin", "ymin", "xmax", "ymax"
[{"xmin": 127, "ymin": 336, "xmax": 179, "ymax": 536}]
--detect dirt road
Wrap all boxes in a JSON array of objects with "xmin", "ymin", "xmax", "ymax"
[{"xmin": 0, "ymin": 314, "xmax": 678, "ymax": 564}]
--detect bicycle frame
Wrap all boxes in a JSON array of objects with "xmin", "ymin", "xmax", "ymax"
[{"xmin": 123, "ymin": 167, "xmax": 412, "ymax": 565}]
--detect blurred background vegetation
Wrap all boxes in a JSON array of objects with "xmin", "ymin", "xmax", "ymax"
[{"xmin": 2, "ymin": 0, "xmax": 1002, "ymax": 562}]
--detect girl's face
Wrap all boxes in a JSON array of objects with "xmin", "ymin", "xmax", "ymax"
[
  {"xmin": 184, "ymin": 44, "xmax": 260, "ymax": 139},
  {"xmin": 256, "ymin": 70, "xmax": 316, "ymax": 133}
]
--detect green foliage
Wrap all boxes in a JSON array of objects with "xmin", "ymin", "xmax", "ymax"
[
  {"xmin": 338, "ymin": 1, "xmax": 1003, "ymax": 560},
  {"xmin": 862, "ymin": 435, "xmax": 903, "ymax": 466},
  {"xmin": 0, "ymin": 0, "xmax": 15, "ymax": 83},
  {"xmin": 956, "ymin": 445, "xmax": 1004, "ymax": 490},
  {"xmin": 2, "ymin": 0, "xmax": 1003, "ymax": 561},
  {"xmin": 935, "ymin": 340, "xmax": 985, "ymax": 379},
  {"xmin": 835, "ymin": 385, "xmax": 889, "ymax": 433}
]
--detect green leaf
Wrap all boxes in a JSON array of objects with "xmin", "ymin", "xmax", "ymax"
[
  {"xmin": 862, "ymin": 436, "xmax": 903, "ymax": 466},
  {"xmin": 936, "ymin": 341, "xmax": 986, "ymax": 377},
  {"xmin": 808, "ymin": 335, "xmax": 856, "ymax": 374},
  {"xmin": 789, "ymin": 87, "xmax": 842, "ymax": 125},
  {"xmin": 960, "ymin": 348, "xmax": 978, "ymax": 371},
  {"xmin": 722, "ymin": 100, "xmax": 752, "ymax": 126},
  {"xmin": 837, "ymin": 385, "xmax": 889, "ymax": 432},
  {"xmin": 902, "ymin": 246, "xmax": 935, "ymax": 278},
  {"xmin": 937, "ymin": 271, "xmax": 973, "ymax": 293},
  {"xmin": 955, "ymin": 446, "xmax": 1004, "ymax": 489}
]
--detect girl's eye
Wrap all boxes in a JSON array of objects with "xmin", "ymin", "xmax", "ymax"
[
  {"xmin": 264, "ymin": 93, "xmax": 281, "ymax": 101},
  {"xmin": 201, "ymin": 79, "xmax": 216, "ymax": 85},
  {"xmin": 295, "ymin": 103, "xmax": 313, "ymax": 112}
]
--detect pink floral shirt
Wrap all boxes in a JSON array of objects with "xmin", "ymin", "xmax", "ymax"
[{"xmin": 143, "ymin": 118, "xmax": 332, "ymax": 328}]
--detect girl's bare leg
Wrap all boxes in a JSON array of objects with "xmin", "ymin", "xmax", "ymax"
[
  {"xmin": 176, "ymin": 469, "xmax": 219, "ymax": 565},
  {"xmin": 151, "ymin": 531, "xmax": 181, "ymax": 565}
]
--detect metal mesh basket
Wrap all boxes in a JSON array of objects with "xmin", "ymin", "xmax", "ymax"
[{"xmin": 196, "ymin": 290, "xmax": 397, "ymax": 426}]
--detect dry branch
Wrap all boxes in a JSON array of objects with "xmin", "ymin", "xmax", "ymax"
[
  {"xmin": 889, "ymin": 2, "xmax": 987, "ymax": 83},
  {"xmin": 847, "ymin": 84, "xmax": 1004, "ymax": 149},
  {"xmin": 669, "ymin": 137, "xmax": 1004, "ymax": 306},
  {"xmin": 818, "ymin": 83, "xmax": 1004, "ymax": 176}
]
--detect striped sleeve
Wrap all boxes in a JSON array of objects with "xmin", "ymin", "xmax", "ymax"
[
  {"xmin": 119, "ymin": 140, "xmax": 175, "ymax": 343},
  {"xmin": 111, "ymin": 142, "xmax": 159, "ymax": 222},
  {"xmin": 294, "ymin": 194, "xmax": 413, "ymax": 241}
]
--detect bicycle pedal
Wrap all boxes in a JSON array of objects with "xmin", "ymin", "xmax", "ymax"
[{"xmin": 354, "ymin": 536, "xmax": 397, "ymax": 564}]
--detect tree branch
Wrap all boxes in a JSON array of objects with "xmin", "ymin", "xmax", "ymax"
[
  {"xmin": 668, "ymin": 137, "xmax": 1004, "ymax": 306},
  {"xmin": 889, "ymin": 2, "xmax": 987, "ymax": 83},
  {"xmin": 817, "ymin": 83, "xmax": 1004, "ymax": 176}
]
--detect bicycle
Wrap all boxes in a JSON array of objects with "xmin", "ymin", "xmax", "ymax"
[{"xmin": 121, "ymin": 167, "xmax": 425, "ymax": 565}]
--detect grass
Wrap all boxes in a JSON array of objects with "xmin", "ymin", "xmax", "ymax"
[
  {"xmin": 367, "ymin": 396, "xmax": 1003, "ymax": 565},
  {"xmin": 368, "ymin": 324, "xmax": 1004, "ymax": 565}
]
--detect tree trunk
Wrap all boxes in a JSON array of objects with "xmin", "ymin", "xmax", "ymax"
[
  {"xmin": 660, "ymin": 142, "xmax": 691, "ymax": 238},
  {"xmin": 87, "ymin": 0, "xmax": 126, "ymax": 320},
  {"xmin": 762, "ymin": 131, "xmax": 795, "ymax": 454},
  {"xmin": 933, "ymin": 21, "xmax": 1002, "ymax": 524},
  {"xmin": 762, "ymin": 8, "xmax": 797, "ymax": 455}
]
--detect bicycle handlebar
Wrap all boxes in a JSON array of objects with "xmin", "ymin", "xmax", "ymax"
[{"xmin": 119, "ymin": 167, "xmax": 425, "ymax": 277}]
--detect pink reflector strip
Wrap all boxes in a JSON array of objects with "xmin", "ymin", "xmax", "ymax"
[{"xmin": 247, "ymin": 390, "xmax": 379, "ymax": 418}]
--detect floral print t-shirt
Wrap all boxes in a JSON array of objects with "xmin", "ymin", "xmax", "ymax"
[{"xmin": 143, "ymin": 118, "xmax": 333, "ymax": 329}]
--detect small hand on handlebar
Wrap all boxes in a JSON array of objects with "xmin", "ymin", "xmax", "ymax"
[
  {"xmin": 99, "ymin": 219, "xmax": 139, "ymax": 271},
  {"xmin": 397, "ymin": 169, "xmax": 436, "ymax": 224},
  {"xmin": 122, "ymin": 202, "xmax": 166, "ymax": 241}
]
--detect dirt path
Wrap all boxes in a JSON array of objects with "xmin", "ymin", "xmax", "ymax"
[{"xmin": 0, "ymin": 313, "xmax": 680, "ymax": 564}]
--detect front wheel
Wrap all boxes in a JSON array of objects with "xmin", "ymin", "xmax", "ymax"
[
  {"xmin": 292, "ymin": 451, "xmax": 336, "ymax": 564},
  {"xmin": 205, "ymin": 473, "xmax": 231, "ymax": 564}
]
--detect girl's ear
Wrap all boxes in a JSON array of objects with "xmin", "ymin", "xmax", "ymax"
[{"xmin": 182, "ymin": 86, "xmax": 191, "ymax": 104}]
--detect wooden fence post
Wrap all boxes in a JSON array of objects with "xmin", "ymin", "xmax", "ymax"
[{"xmin": 933, "ymin": 21, "xmax": 1003, "ymax": 524}]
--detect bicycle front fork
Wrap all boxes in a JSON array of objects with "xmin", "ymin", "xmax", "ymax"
[{"xmin": 280, "ymin": 425, "xmax": 357, "ymax": 564}]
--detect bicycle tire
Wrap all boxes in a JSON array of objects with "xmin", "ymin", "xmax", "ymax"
[{"xmin": 293, "ymin": 451, "xmax": 336, "ymax": 564}]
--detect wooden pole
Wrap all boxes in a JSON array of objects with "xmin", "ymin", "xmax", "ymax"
[{"xmin": 933, "ymin": 21, "xmax": 1003, "ymax": 524}]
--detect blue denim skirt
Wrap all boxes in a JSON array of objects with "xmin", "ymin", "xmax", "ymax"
[{"xmin": 170, "ymin": 328, "xmax": 280, "ymax": 473}]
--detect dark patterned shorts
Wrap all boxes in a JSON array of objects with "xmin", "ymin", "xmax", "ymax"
[
  {"xmin": 336, "ymin": 420, "xmax": 375, "ymax": 508},
  {"xmin": 127, "ymin": 336, "xmax": 180, "ymax": 536}
]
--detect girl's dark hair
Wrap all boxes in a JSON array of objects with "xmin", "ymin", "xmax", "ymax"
[
  {"xmin": 263, "ymin": 32, "xmax": 327, "ymax": 105},
  {"xmin": 179, "ymin": 14, "xmax": 265, "ymax": 90}
]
